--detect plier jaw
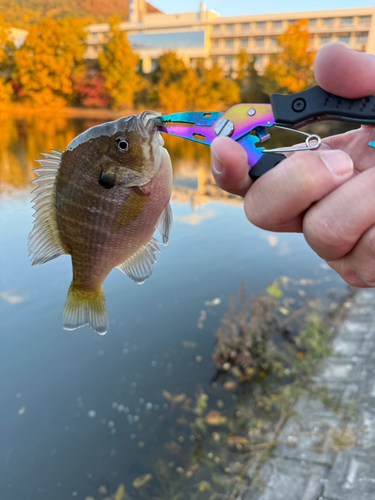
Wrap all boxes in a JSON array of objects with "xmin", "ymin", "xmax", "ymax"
[{"xmin": 155, "ymin": 86, "xmax": 375, "ymax": 181}]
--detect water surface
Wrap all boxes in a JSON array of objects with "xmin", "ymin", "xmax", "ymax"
[{"xmin": 0, "ymin": 114, "xmax": 352, "ymax": 500}]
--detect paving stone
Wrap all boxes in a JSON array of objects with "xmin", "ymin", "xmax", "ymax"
[
  {"xmin": 316, "ymin": 358, "xmax": 362, "ymax": 385},
  {"xmin": 274, "ymin": 415, "xmax": 336, "ymax": 466},
  {"xmin": 332, "ymin": 337, "xmax": 363, "ymax": 358},
  {"xmin": 339, "ymin": 319, "xmax": 373, "ymax": 339},
  {"xmin": 245, "ymin": 457, "xmax": 327, "ymax": 500},
  {"xmin": 325, "ymin": 449, "xmax": 375, "ymax": 500}
]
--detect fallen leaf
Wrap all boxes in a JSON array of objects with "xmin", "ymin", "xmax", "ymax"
[
  {"xmin": 162, "ymin": 390, "xmax": 173, "ymax": 401},
  {"xmin": 205, "ymin": 410, "xmax": 227, "ymax": 425},
  {"xmin": 18, "ymin": 407, "xmax": 26, "ymax": 415},
  {"xmin": 197, "ymin": 480, "xmax": 212, "ymax": 492},
  {"xmin": 98, "ymin": 486, "xmax": 107, "ymax": 494},
  {"xmin": 0, "ymin": 290, "xmax": 24, "ymax": 304},
  {"xmin": 223, "ymin": 380, "xmax": 238, "ymax": 390},
  {"xmin": 265, "ymin": 234, "xmax": 278, "ymax": 247},
  {"xmin": 267, "ymin": 283, "xmax": 283, "ymax": 298},
  {"xmin": 278, "ymin": 307, "xmax": 289, "ymax": 315},
  {"xmin": 204, "ymin": 298, "xmax": 221, "ymax": 307},
  {"xmin": 115, "ymin": 484, "xmax": 125, "ymax": 500},
  {"xmin": 227, "ymin": 435, "xmax": 250, "ymax": 446},
  {"xmin": 182, "ymin": 341, "xmax": 197, "ymax": 349},
  {"xmin": 132, "ymin": 473, "xmax": 152, "ymax": 489},
  {"xmin": 297, "ymin": 351, "xmax": 306, "ymax": 360}
]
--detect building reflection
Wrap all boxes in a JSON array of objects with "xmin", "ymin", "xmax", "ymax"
[{"xmin": 0, "ymin": 115, "xmax": 242, "ymax": 206}]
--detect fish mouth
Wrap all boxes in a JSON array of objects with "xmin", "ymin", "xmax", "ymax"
[{"xmin": 138, "ymin": 110, "xmax": 161, "ymax": 137}]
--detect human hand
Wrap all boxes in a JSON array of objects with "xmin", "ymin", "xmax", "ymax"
[{"xmin": 211, "ymin": 43, "xmax": 375, "ymax": 287}]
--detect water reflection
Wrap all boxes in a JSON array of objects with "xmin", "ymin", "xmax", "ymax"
[{"xmin": 0, "ymin": 113, "xmax": 353, "ymax": 500}]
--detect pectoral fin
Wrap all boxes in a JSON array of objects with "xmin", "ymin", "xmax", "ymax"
[
  {"xmin": 117, "ymin": 237, "xmax": 161, "ymax": 284},
  {"xmin": 157, "ymin": 203, "xmax": 173, "ymax": 246}
]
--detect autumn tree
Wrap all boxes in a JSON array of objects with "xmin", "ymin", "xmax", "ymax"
[
  {"xmin": 236, "ymin": 51, "xmax": 268, "ymax": 103},
  {"xmin": 14, "ymin": 18, "xmax": 87, "ymax": 107},
  {"xmin": 98, "ymin": 16, "xmax": 142, "ymax": 109},
  {"xmin": 0, "ymin": 15, "xmax": 15, "ymax": 103},
  {"xmin": 147, "ymin": 52, "xmax": 240, "ymax": 112},
  {"xmin": 263, "ymin": 19, "xmax": 315, "ymax": 95}
]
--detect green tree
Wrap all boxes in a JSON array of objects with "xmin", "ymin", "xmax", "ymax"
[
  {"xmin": 263, "ymin": 19, "xmax": 315, "ymax": 95},
  {"xmin": 98, "ymin": 17, "xmax": 142, "ymax": 109},
  {"xmin": 236, "ymin": 51, "xmax": 268, "ymax": 103},
  {"xmin": 14, "ymin": 18, "xmax": 86, "ymax": 107}
]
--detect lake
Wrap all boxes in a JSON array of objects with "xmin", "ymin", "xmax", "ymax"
[{"xmin": 0, "ymin": 113, "xmax": 353, "ymax": 500}]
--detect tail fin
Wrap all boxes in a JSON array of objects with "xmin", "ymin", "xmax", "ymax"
[{"xmin": 62, "ymin": 284, "xmax": 108, "ymax": 335}]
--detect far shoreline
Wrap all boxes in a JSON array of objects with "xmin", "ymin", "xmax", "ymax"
[{"xmin": 0, "ymin": 104, "xmax": 160, "ymax": 119}]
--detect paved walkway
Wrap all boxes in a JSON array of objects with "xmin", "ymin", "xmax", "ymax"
[{"xmin": 246, "ymin": 288, "xmax": 375, "ymax": 500}]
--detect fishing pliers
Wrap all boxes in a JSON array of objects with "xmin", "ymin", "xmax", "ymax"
[{"xmin": 155, "ymin": 86, "xmax": 375, "ymax": 181}]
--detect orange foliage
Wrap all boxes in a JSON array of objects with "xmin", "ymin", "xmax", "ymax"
[
  {"xmin": 14, "ymin": 18, "xmax": 86, "ymax": 107},
  {"xmin": 264, "ymin": 20, "xmax": 316, "ymax": 94}
]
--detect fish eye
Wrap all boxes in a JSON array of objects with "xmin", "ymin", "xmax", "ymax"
[{"xmin": 116, "ymin": 135, "xmax": 130, "ymax": 153}]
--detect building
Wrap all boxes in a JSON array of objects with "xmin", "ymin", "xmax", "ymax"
[{"xmin": 85, "ymin": 3, "xmax": 375, "ymax": 73}]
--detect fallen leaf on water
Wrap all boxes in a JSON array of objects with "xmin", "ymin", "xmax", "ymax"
[
  {"xmin": 18, "ymin": 407, "xmax": 26, "ymax": 415},
  {"xmin": 0, "ymin": 290, "xmax": 25, "ymax": 304},
  {"xmin": 278, "ymin": 307, "xmax": 289, "ymax": 315},
  {"xmin": 223, "ymin": 381, "xmax": 238, "ymax": 390},
  {"xmin": 267, "ymin": 283, "xmax": 283, "ymax": 298},
  {"xmin": 182, "ymin": 341, "xmax": 197, "ymax": 349},
  {"xmin": 98, "ymin": 486, "xmax": 107, "ymax": 494},
  {"xmin": 115, "ymin": 484, "xmax": 125, "ymax": 500},
  {"xmin": 132, "ymin": 473, "xmax": 152, "ymax": 489},
  {"xmin": 204, "ymin": 298, "xmax": 221, "ymax": 307},
  {"xmin": 162, "ymin": 391, "xmax": 186, "ymax": 404},
  {"xmin": 227, "ymin": 435, "xmax": 250, "ymax": 446},
  {"xmin": 197, "ymin": 480, "xmax": 212, "ymax": 492},
  {"xmin": 205, "ymin": 411, "xmax": 227, "ymax": 425},
  {"xmin": 265, "ymin": 234, "xmax": 278, "ymax": 247}
]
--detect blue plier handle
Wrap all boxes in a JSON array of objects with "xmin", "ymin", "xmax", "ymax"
[{"xmin": 156, "ymin": 86, "xmax": 375, "ymax": 181}]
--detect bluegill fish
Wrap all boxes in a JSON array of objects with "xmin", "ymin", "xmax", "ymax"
[{"xmin": 29, "ymin": 111, "xmax": 173, "ymax": 335}]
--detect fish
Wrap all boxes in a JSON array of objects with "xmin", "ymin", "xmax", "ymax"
[{"xmin": 28, "ymin": 111, "xmax": 173, "ymax": 335}]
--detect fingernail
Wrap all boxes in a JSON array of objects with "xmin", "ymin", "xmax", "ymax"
[
  {"xmin": 320, "ymin": 150, "xmax": 353, "ymax": 176},
  {"xmin": 211, "ymin": 147, "xmax": 224, "ymax": 175}
]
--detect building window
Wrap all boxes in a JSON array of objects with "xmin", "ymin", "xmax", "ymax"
[
  {"xmin": 257, "ymin": 21, "xmax": 266, "ymax": 29},
  {"xmin": 359, "ymin": 16, "xmax": 371, "ymax": 24},
  {"xmin": 337, "ymin": 33, "xmax": 351, "ymax": 43},
  {"xmin": 242, "ymin": 22, "xmax": 250, "ymax": 30},
  {"xmin": 225, "ymin": 56, "xmax": 233, "ymax": 64},
  {"xmin": 320, "ymin": 34, "xmax": 332, "ymax": 44},
  {"xmin": 212, "ymin": 39, "xmax": 219, "ymax": 47},
  {"xmin": 240, "ymin": 38, "xmax": 249, "ymax": 47},
  {"xmin": 92, "ymin": 32, "xmax": 98, "ymax": 41},
  {"xmin": 226, "ymin": 38, "xmax": 234, "ymax": 47},
  {"xmin": 288, "ymin": 20, "xmax": 296, "ymax": 25},
  {"xmin": 227, "ymin": 23, "xmax": 234, "ymax": 31},
  {"xmin": 322, "ymin": 18, "xmax": 334, "ymax": 25},
  {"xmin": 309, "ymin": 18, "xmax": 317, "ymax": 26},
  {"xmin": 272, "ymin": 20, "xmax": 282, "ymax": 28},
  {"xmin": 212, "ymin": 56, "xmax": 219, "ymax": 65},
  {"xmin": 255, "ymin": 55, "xmax": 263, "ymax": 65},
  {"xmin": 356, "ymin": 32, "xmax": 368, "ymax": 43},
  {"xmin": 340, "ymin": 17, "xmax": 353, "ymax": 25},
  {"xmin": 271, "ymin": 37, "xmax": 278, "ymax": 46},
  {"xmin": 213, "ymin": 24, "xmax": 220, "ymax": 31},
  {"xmin": 255, "ymin": 37, "xmax": 264, "ymax": 46}
]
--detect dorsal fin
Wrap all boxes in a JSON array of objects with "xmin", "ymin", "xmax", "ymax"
[{"xmin": 28, "ymin": 150, "xmax": 66, "ymax": 265}]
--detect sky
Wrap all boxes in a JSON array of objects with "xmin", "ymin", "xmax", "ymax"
[{"xmin": 151, "ymin": 0, "xmax": 374, "ymax": 16}]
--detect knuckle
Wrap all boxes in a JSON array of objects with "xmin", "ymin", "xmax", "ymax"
[{"xmin": 303, "ymin": 208, "xmax": 345, "ymax": 256}]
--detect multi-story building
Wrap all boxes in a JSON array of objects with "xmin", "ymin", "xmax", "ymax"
[{"xmin": 85, "ymin": 3, "xmax": 375, "ymax": 73}]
